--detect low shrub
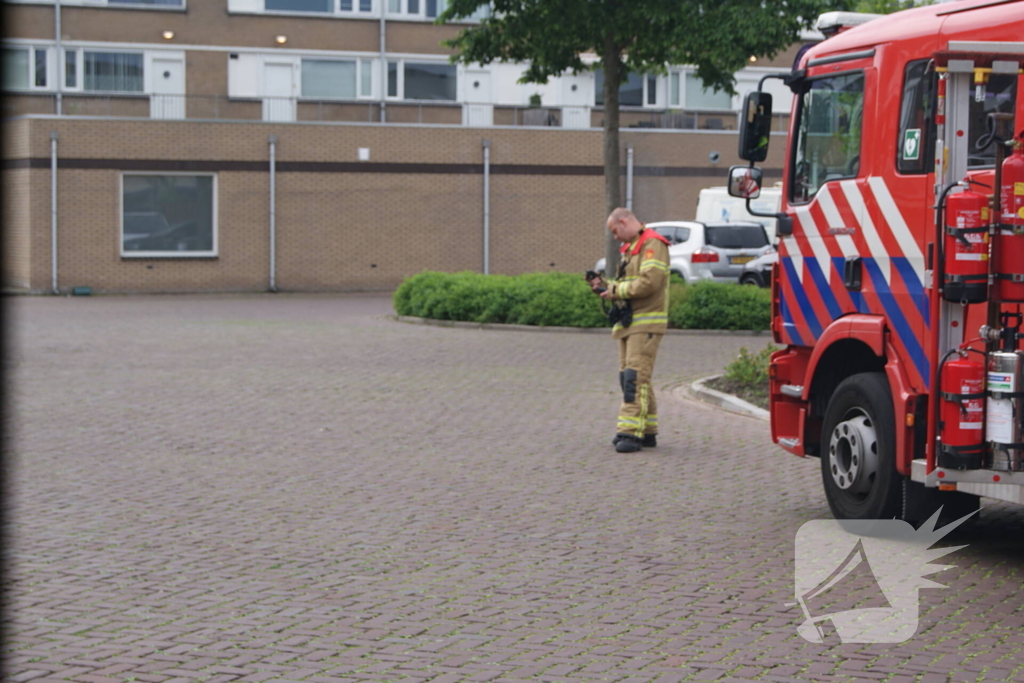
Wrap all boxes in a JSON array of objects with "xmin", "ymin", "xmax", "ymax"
[
  {"xmin": 669, "ymin": 281, "xmax": 771, "ymax": 331},
  {"xmin": 723, "ymin": 344, "xmax": 775, "ymax": 386},
  {"xmin": 394, "ymin": 271, "xmax": 771, "ymax": 330},
  {"xmin": 705, "ymin": 343, "xmax": 777, "ymax": 410},
  {"xmin": 393, "ymin": 271, "xmax": 607, "ymax": 327}
]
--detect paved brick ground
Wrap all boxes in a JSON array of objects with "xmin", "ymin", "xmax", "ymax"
[{"xmin": 5, "ymin": 293, "xmax": 1023, "ymax": 683}]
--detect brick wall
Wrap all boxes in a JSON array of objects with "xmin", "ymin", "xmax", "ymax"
[{"xmin": 2, "ymin": 116, "xmax": 787, "ymax": 294}]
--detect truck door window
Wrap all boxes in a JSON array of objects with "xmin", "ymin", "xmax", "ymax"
[
  {"xmin": 898, "ymin": 60, "xmax": 935, "ymax": 175},
  {"xmin": 968, "ymin": 73, "xmax": 1016, "ymax": 168},
  {"xmin": 791, "ymin": 71, "xmax": 864, "ymax": 203}
]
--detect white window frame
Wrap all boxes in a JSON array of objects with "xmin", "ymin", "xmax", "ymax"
[
  {"xmin": 62, "ymin": 48, "xmax": 147, "ymax": 94},
  {"xmin": 676, "ymin": 69, "xmax": 733, "ymax": 111},
  {"xmin": 120, "ymin": 172, "xmax": 218, "ymax": 259},
  {"xmin": 593, "ymin": 70, "xmax": 658, "ymax": 109},
  {"xmin": 387, "ymin": 0, "xmax": 439, "ymax": 20},
  {"xmin": 2, "ymin": 45, "xmax": 54, "ymax": 92},
  {"xmin": 387, "ymin": 0, "xmax": 487, "ymax": 21},
  {"xmin": 231, "ymin": 0, "xmax": 377, "ymax": 17},
  {"xmin": 3, "ymin": 0, "xmax": 186, "ymax": 10},
  {"xmin": 337, "ymin": 0, "xmax": 376, "ymax": 14},
  {"xmin": 299, "ymin": 56, "xmax": 377, "ymax": 100},
  {"xmin": 385, "ymin": 58, "xmax": 459, "ymax": 102}
]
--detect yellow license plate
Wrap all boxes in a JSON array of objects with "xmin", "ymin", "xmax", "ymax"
[{"xmin": 730, "ymin": 256, "xmax": 755, "ymax": 265}]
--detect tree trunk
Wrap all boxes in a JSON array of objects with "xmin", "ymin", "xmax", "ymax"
[{"xmin": 602, "ymin": 36, "xmax": 622, "ymax": 279}]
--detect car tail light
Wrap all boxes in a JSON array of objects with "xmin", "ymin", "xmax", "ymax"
[{"xmin": 691, "ymin": 247, "xmax": 719, "ymax": 263}]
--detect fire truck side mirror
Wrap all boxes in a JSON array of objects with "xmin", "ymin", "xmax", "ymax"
[
  {"xmin": 776, "ymin": 215, "xmax": 793, "ymax": 237},
  {"xmin": 728, "ymin": 165, "xmax": 762, "ymax": 199},
  {"xmin": 738, "ymin": 91, "xmax": 773, "ymax": 162}
]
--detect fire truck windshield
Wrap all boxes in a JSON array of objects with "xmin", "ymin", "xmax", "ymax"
[{"xmin": 791, "ymin": 71, "xmax": 865, "ymax": 203}]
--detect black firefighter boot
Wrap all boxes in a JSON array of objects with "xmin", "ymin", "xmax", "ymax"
[
  {"xmin": 615, "ymin": 434, "xmax": 643, "ymax": 453},
  {"xmin": 612, "ymin": 433, "xmax": 658, "ymax": 448}
]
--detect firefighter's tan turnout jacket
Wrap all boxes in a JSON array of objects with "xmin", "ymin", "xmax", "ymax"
[{"xmin": 607, "ymin": 229, "xmax": 671, "ymax": 340}]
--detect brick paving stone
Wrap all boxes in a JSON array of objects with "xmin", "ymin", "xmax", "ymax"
[{"xmin": 6, "ymin": 294, "xmax": 1024, "ymax": 683}]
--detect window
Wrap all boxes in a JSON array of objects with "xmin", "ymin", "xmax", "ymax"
[
  {"xmin": 5, "ymin": 0, "xmax": 184, "ymax": 6},
  {"xmin": 340, "ymin": 0, "xmax": 373, "ymax": 10},
  {"xmin": 122, "ymin": 174, "xmax": 216, "ymax": 257},
  {"xmin": 389, "ymin": 0, "xmax": 486, "ymax": 20},
  {"xmin": 2, "ymin": 48, "xmax": 30, "ymax": 90},
  {"xmin": 705, "ymin": 224, "xmax": 769, "ymax": 249},
  {"xmin": 2, "ymin": 47, "xmax": 51, "ymax": 91},
  {"xmin": 684, "ymin": 72, "xmax": 730, "ymax": 110},
  {"xmin": 897, "ymin": 59, "xmax": 935, "ymax": 175},
  {"xmin": 108, "ymin": 0, "xmax": 184, "ymax": 6},
  {"xmin": 653, "ymin": 226, "xmax": 690, "ymax": 245},
  {"xmin": 387, "ymin": 61, "xmax": 397, "ymax": 97},
  {"xmin": 594, "ymin": 70, "xmax": 651, "ymax": 107},
  {"xmin": 301, "ymin": 57, "xmax": 374, "ymax": 99},
  {"xmin": 34, "ymin": 49, "xmax": 47, "ymax": 87},
  {"xmin": 360, "ymin": 60, "xmax": 372, "ymax": 97},
  {"xmin": 84, "ymin": 51, "xmax": 143, "ymax": 92},
  {"xmin": 387, "ymin": 61, "xmax": 456, "ymax": 100},
  {"xmin": 266, "ymin": 0, "xmax": 331, "ymax": 11},
  {"xmin": 791, "ymin": 71, "xmax": 864, "ymax": 203},
  {"xmin": 65, "ymin": 49, "xmax": 77, "ymax": 88},
  {"xmin": 968, "ymin": 73, "xmax": 1016, "ymax": 168}
]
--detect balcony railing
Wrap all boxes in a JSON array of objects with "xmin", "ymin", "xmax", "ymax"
[{"xmin": 1, "ymin": 92, "xmax": 791, "ymax": 132}]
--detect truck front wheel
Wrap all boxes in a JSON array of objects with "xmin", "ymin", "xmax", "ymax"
[{"xmin": 820, "ymin": 372, "xmax": 902, "ymax": 520}]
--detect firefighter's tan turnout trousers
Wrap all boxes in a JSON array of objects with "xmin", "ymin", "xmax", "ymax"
[{"xmin": 617, "ymin": 332, "xmax": 662, "ymax": 438}]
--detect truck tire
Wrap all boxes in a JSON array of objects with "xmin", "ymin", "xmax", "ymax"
[{"xmin": 820, "ymin": 372, "xmax": 902, "ymax": 520}]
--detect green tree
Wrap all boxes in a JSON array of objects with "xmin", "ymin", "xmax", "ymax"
[
  {"xmin": 440, "ymin": 0, "xmax": 846, "ymax": 274},
  {"xmin": 853, "ymin": 0, "xmax": 926, "ymax": 13}
]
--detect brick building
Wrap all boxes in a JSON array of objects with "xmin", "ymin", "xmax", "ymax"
[{"xmin": 1, "ymin": 0, "xmax": 803, "ymax": 294}]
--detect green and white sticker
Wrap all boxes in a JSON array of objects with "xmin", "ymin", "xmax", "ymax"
[{"xmin": 903, "ymin": 129, "xmax": 921, "ymax": 161}]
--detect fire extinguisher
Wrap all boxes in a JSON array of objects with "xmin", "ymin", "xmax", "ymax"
[
  {"xmin": 984, "ymin": 312, "xmax": 1024, "ymax": 472},
  {"xmin": 939, "ymin": 350, "xmax": 988, "ymax": 470},
  {"xmin": 994, "ymin": 132, "xmax": 1024, "ymax": 302},
  {"xmin": 943, "ymin": 183, "xmax": 990, "ymax": 304}
]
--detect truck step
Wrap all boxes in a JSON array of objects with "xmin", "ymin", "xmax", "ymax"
[{"xmin": 780, "ymin": 384, "xmax": 804, "ymax": 398}]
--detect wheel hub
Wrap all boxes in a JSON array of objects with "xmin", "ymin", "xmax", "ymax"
[{"xmin": 827, "ymin": 414, "xmax": 879, "ymax": 494}]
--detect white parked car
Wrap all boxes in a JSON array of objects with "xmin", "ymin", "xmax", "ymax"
[
  {"xmin": 739, "ymin": 250, "xmax": 778, "ymax": 287},
  {"xmin": 595, "ymin": 221, "xmax": 773, "ymax": 285}
]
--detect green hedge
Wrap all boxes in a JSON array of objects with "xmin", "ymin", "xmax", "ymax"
[
  {"xmin": 668, "ymin": 280, "xmax": 771, "ymax": 331},
  {"xmin": 393, "ymin": 271, "xmax": 607, "ymax": 327},
  {"xmin": 393, "ymin": 271, "xmax": 771, "ymax": 331}
]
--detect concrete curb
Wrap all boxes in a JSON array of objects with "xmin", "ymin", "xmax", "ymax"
[
  {"xmin": 391, "ymin": 315, "xmax": 770, "ymax": 337},
  {"xmin": 689, "ymin": 374, "xmax": 770, "ymax": 421}
]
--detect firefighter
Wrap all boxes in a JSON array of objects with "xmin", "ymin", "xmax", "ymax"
[{"xmin": 589, "ymin": 208, "xmax": 671, "ymax": 453}]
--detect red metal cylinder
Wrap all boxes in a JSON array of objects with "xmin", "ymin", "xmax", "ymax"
[
  {"xmin": 943, "ymin": 187, "xmax": 990, "ymax": 303},
  {"xmin": 939, "ymin": 354, "xmax": 987, "ymax": 469},
  {"xmin": 994, "ymin": 142, "xmax": 1024, "ymax": 302}
]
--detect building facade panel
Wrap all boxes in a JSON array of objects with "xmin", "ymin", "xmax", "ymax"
[
  {"xmin": 186, "ymin": 50, "xmax": 228, "ymax": 97},
  {"xmin": 3, "ymin": 4, "xmax": 380, "ymax": 52},
  {"xmin": 274, "ymin": 170, "xmax": 484, "ymax": 290},
  {"xmin": 385, "ymin": 21, "xmax": 459, "ymax": 56},
  {"xmin": 2, "ymin": 168, "xmax": 33, "ymax": 289},
  {"xmin": 1, "ymin": 5, "xmax": 52, "ymax": 41},
  {"xmin": 4, "ymin": 117, "xmax": 786, "ymax": 293},
  {"xmin": 489, "ymin": 174, "xmax": 605, "ymax": 276}
]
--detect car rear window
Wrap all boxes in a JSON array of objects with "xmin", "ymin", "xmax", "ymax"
[{"xmin": 704, "ymin": 224, "xmax": 768, "ymax": 249}]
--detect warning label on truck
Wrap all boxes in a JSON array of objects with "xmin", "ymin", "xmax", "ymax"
[
  {"xmin": 986, "ymin": 372, "xmax": 1016, "ymax": 444},
  {"xmin": 988, "ymin": 372, "xmax": 1015, "ymax": 393}
]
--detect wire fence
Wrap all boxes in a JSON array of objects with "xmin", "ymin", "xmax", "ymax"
[{"xmin": 2, "ymin": 92, "xmax": 791, "ymax": 131}]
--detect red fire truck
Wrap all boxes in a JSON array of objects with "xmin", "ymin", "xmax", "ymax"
[{"xmin": 729, "ymin": 0, "xmax": 1024, "ymax": 521}]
